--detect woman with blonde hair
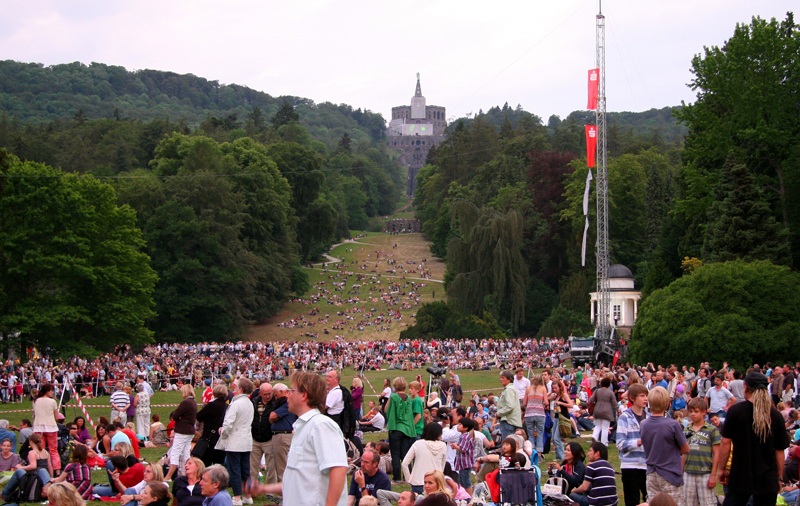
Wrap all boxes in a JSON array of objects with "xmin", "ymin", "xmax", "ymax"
[
  {"xmin": 524, "ymin": 373, "xmax": 548, "ymax": 457},
  {"xmin": 164, "ymin": 384, "xmax": 197, "ymax": 481},
  {"xmin": 351, "ymin": 377, "xmax": 364, "ymax": 419},
  {"xmin": 118, "ymin": 462, "xmax": 166, "ymax": 506},
  {"xmin": 46, "ymin": 482, "xmax": 85, "ymax": 506},
  {"xmin": 417, "ymin": 470, "xmax": 457, "ymax": 506},
  {"xmin": 171, "ymin": 457, "xmax": 205, "ymax": 506}
]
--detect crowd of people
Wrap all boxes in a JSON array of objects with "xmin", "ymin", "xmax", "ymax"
[
  {"xmin": 0, "ymin": 338, "xmax": 569, "ymax": 405},
  {"xmin": 0, "ymin": 339, "xmax": 796, "ymax": 506}
]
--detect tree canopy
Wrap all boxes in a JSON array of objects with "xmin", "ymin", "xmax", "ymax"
[
  {"xmin": 0, "ymin": 151, "xmax": 157, "ymax": 355},
  {"xmin": 630, "ymin": 260, "xmax": 800, "ymax": 369}
]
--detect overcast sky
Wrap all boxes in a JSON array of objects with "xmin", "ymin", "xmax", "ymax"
[{"xmin": 1, "ymin": 1, "xmax": 795, "ymax": 122}]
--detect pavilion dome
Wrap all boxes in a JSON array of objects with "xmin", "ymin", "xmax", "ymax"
[{"xmin": 609, "ymin": 264, "xmax": 633, "ymax": 279}]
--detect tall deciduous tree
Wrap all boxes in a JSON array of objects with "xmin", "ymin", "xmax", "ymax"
[
  {"xmin": 0, "ymin": 151, "xmax": 157, "ymax": 355},
  {"xmin": 631, "ymin": 259, "xmax": 800, "ymax": 369},
  {"xmin": 446, "ymin": 201, "xmax": 528, "ymax": 332},
  {"xmin": 675, "ymin": 14, "xmax": 800, "ymax": 258}
]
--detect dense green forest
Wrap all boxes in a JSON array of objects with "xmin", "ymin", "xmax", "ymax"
[
  {"xmin": 454, "ymin": 102, "xmax": 687, "ymax": 146},
  {"xmin": 0, "ymin": 60, "xmax": 386, "ymax": 152},
  {"xmin": 403, "ymin": 14, "xmax": 800, "ymax": 367},
  {"xmin": 0, "ymin": 89, "xmax": 404, "ymax": 351}
]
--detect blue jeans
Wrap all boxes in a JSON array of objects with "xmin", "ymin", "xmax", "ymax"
[
  {"xmin": 411, "ymin": 485, "xmax": 424, "ymax": 494},
  {"xmin": 457, "ymin": 468, "xmax": 471, "ymax": 489},
  {"xmin": 121, "ymin": 487, "xmax": 138, "ymax": 506},
  {"xmin": 94, "ymin": 485, "xmax": 117, "ymax": 497},
  {"xmin": 551, "ymin": 413, "xmax": 564, "ymax": 461},
  {"xmin": 3, "ymin": 468, "xmax": 51, "ymax": 499},
  {"xmin": 570, "ymin": 492, "xmax": 589, "ymax": 506},
  {"xmin": 224, "ymin": 451, "xmax": 250, "ymax": 497},
  {"xmin": 525, "ymin": 416, "xmax": 545, "ymax": 453},
  {"xmin": 782, "ymin": 489, "xmax": 799, "ymax": 505},
  {"xmin": 499, "ymin": 420, "xmax": 518, "ymax": 442}
]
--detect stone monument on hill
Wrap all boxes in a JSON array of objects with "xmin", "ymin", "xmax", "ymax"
[{"xmin": 386, "ymin": 74, "xmax": 447, "ymax": 196}]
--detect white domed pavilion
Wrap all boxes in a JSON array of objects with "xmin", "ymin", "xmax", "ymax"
[{"xmin": 590, "ymin": 264, "xmax": 641, "ymax": 331}]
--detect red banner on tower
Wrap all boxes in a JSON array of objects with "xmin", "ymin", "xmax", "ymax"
[
  {"xmin": 585, "ymin": 125, "xmax": 597, "ymax": 167},
  {"xmin": 588, "ymin": 68, "xmax": 599, "ymax": 110}
]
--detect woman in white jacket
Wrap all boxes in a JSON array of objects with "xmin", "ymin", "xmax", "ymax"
[
  {"xmin": 214, "ymin": 377, "xmax": 254, "ymax": 506},
  {"xmin": 401, "ymin": 422, "xmax": 447, "ymax": 494}
]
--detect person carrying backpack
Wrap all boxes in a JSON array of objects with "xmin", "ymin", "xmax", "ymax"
[{"xmin": 1, "ymin": 433, "xmax": 51, "ymax": 502}]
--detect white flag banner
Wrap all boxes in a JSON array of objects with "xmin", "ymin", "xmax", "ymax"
[
  {"xmin": 581, "ymin": 216, "xmax": 590, "ymax": 266},
  {"xmin": 583, "ymin": 169, "xmax": 594, "ymax": 216}
]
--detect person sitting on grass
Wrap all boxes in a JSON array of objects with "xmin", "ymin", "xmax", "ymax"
[
  {"xmin": 569, "ymin": 442, "xmax": 618, "ymax": 506},
  {"xmin": 415, "ymin": 469, "xmax": 457, "ymax": 506},
  {"xmin": 0, "ymin": 438, "xmax": 23, "ymax": 472},
  {"xmin": 46, "ymin": 482, "xmax": 86, "ymax": 506},
  {"xmin": 551, "ymin": 442, "xmax": 587, "ymax": 497},
  {"xmin": 1, "ymin": 433, "xmax": 52, "ymax": 501},
  {"xmin": 93, "ymin": 455, "xmax": 145, "ymax": 497},
  {"xmin": 46, "ymin": 444, "xmax": 93, "ymax": 500},
  {"xmin": 139, "ymin": 482, "xmax": 172, "ymax": 506},
  {"xmin": 118, "ymin": 461, "xmax": 167, "ymax": 506},
  {"xmin": 360, "ymin": 407, "xmax": 385, "ymax": 432}
]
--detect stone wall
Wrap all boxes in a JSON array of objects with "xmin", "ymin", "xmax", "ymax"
[{"xmin": 385, "ymin": 219, "xmax": 421, "ymax": 233}]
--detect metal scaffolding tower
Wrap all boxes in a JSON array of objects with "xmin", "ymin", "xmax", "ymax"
[{"xmin": 595, "ymin": 3, "xmax": 611, "ymax": 341}]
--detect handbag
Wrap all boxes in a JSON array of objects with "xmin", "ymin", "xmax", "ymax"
[
  {"xmin": 558, "ymin": 416, "xmax": 572, "ymax": 438},
  {"xmin": 191, "ymin": 436, "xmax": 210, "ymax": 459},
  {"xmin": 191, "ymin": 428, "xmax": 216, "ymax": 459}
]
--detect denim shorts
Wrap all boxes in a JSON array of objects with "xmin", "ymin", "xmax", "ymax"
[{"xmin": 458, "ymin": 468, "xmax": 472, "ymax": 488}]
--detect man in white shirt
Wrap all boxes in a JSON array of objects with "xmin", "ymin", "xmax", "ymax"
[
  {"xmin": 247, "ymin": 371, "xmax": 348, "ymax": 506},
  {"xmin": 325, "ymin": 370, "xmax": 345, "ymax": 434},
  {"xmin": 513, "ymin": 368, "xmax": 530, "ymax": 404}
]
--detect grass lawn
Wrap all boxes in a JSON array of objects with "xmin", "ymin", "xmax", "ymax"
[{"xmin": 247, "ymin": 231, "xmax": 445, "ymax": 343}]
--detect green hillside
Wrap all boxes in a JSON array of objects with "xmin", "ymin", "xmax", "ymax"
[{"xmin": 0, "ymin": 60, "xmax": 386, "ymax": 151}]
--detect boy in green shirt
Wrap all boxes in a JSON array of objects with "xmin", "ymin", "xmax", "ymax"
[
  {"xmin": 409, "ymin": 381, "xmax": 424, "ymax": 436},
  {"xmin": 683, "ymin": 397, "xmax": 720, "ymax": 506}
]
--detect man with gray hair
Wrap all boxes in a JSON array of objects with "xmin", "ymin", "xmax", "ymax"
[
  {"xmin": 200, "ymin": 465, "xmax": 232, "ymax": 506},
  {"xmin": 250, "ymin": 383, "xmax": 276, "ymax": 486},
  {"xmin": 110, "ymin": 382, "xmax": 130, "ymax": 424},
  {"xmin": 0, "ymin": 421, "xmax": 17, "ymax": 453},
  {"xmin": 268, "ymin": 383, "xmax": 297, "ymax": 481}
]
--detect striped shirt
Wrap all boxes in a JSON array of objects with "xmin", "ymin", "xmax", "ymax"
[
  {"xmin": 524, "ymin": 391, "xmax": 546, "ymax": 418},
  {"xmin": 110, "ymin": 390, "xmax": 130, "ymax": 411},
  {"xmin": 585, "ymin": 459, "xmax": 618, "ymax": 506},
  {"xmin": 64, "ymin": 462, "xmax": 93, "ymax": 499},
  {"xmin": 683, "ymin": 422, "xmax": 720, "ymax": 474},
  {"xmin": 453, "ymin": 432, "xmax": 474, "ymax": 472},
  {"xmin": 616, "ymin": 408, "xmax": 648, "ymax": 470}
]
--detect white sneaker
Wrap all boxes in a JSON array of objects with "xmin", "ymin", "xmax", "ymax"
[
  {"xmin": 232, "ymin": 500, "xmax": 243, "ymax": 506},
  {"xmin": 242, "ymin": 498, "xmax": 253, "ymax": 505}
]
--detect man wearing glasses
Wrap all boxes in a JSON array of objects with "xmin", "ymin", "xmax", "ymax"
[{"xmin": 246, "ymin": 372, "xmax": 348, "ymax": 506}]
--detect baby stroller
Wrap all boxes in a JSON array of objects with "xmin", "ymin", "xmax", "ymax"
[{"xmin": 498, "ymin": 465, "xmax": 542, "ymax": 506}]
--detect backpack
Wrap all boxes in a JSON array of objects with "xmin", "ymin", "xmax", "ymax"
[
  {"xmin": 339, "ymin": 385, "xmax": 357, "ymax": 439},
  {"xmin": 11, "ymin": 471, "xmax": 43, "ymax": 503}
]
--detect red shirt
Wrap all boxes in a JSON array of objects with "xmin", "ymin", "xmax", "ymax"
[
  {"xmin": 121, "ymin": 429, "xmax": 140, "ymax": 459},
  {"xmin": 119, "ymin": 462, "xmax": 145, "ymax": 489}
]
